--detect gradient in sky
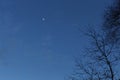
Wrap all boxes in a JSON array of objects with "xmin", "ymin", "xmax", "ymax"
[{"xmin": 0, "ymin": 0, "xmax": 112, "ymax": 80}]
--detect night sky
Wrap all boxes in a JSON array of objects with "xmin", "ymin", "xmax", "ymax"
[{"xmin": 0, "ymin": 0, "xmax": 112, "ymax": 80}]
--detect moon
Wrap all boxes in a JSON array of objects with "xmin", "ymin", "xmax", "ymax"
[{"xmin": 42, "ymin": 17, "xmax": 45, "ymax": 21}]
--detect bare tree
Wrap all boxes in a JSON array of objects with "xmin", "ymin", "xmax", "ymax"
[
  {"xmin": 69, "ymin": 29, "xmax": 120, "ymax": 80},
  {"xmin": 103, "ymin": 0, "xmax": 120, "ymax": 45},
  {"xmin": 68, "ymin": 1, "xmax": 120, "ymax": 80}
]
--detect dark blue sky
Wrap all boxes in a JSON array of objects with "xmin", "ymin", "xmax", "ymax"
[{"xmin": 0, "ymin": 0, "xmax": 112, "ymax": 80}]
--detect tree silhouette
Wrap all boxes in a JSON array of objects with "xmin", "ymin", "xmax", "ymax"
[
  {"xmin": 103, "ymin": 0, "xmax": 120, "ymax": 45},
  {"xmin": 69, "ymin": 29, "xmax": 120, "ymax": 80},
  {"xmin": 69, "ymin": 0, "xmax": 120, "ymax": 80}
]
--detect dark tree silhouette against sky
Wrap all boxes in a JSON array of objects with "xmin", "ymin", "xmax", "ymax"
[{"xmin": 69, "ymin": 0, "xmax": 120, "ymax": 80}]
